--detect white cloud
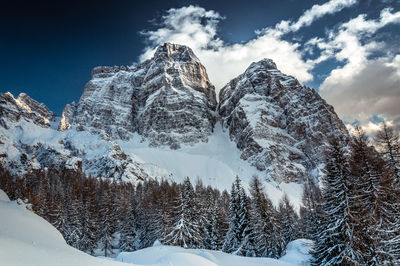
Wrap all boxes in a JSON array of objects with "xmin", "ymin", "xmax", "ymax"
[
  {"xmin": 316, "ymin": 8, "xmax": 400, "ymax": 131},
  {"xmin": 140, "ymin": 1, "xmax": 356, "ymax": 91},
  {"xmin": 275, "ymin": 0, "xmax": 357, "ymax": 34},
  {"xmin": 140, "ymin": 5, "xmax": 313, "ymax": 91}
]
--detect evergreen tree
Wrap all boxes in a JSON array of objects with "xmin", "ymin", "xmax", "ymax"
[
  {"xmin": 161, "ymin": 177, "xmax": 201, "ymax": 248},
  {"xmin": 299, "ymin": 180, "xmax": 322, "ymax": 241},
  {"xmin": 375, "ymin": 123, "xmax": 400, "ymax": 181},
  {"xmin": 98, "ymin": 184, "xmax": 114, "ymax": 257},
  {"xmin": 351, "ymin": 126, "xmax": 399, "ymax": 264},
  {"xmin": 65, "ymin": 197, "xmax": 83, "ymax": 249},
  {"xmin": 277, "ymin": 194, "xmax": 298, "ymax": 256},
  {"xmin": 203, "ymin": 189, "xmax": 219, "ymax": 250},
  {"xmin": 47, "ymin": 195, "xmax": 68, "ymax": 236},
  {"xmin": 312, "ymin": 139, "xmax": 362, "ymax": 265},
  {"xmin": 223, "ymin": 176, "xmax": 256, "ymax": 257},
  {"xmin": 80, "ymin": 182, "xmax": 98, "ymax": 254},
  {"xmin": 249, "ymin": 176, "xmax": 280, "ymax": 258},
  {"xmin": 237, "ymin": 185, "xmax": 257, "ymax": 257},
  {"xmin": 120, "ymin": 195, "xmax": 137, "ymax": 252}
]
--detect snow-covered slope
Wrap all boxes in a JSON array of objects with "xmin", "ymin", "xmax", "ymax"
[
  {"xmin": 0, "ymin": 189, "xmax": 310, "ymax": 266},
  {"xmin": 115, "ymin": 240, "xmax": 311, "ymax": 266},
  {"xmin": 0, "ymin": 189, "xmax": 128, "ymax": 266}
]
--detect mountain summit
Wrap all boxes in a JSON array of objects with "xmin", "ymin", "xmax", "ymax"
[
  {"xmin": 219, "ymin": 58, "xmax": 349, "ymax": 182},
  {"xmin": 60, "ymin": 43, "xmax": 217, "ymax": 149}
]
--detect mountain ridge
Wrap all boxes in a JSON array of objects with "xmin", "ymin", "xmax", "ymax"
[{"xmin": 0, "ymin": 43, "xmax": 349, "ymax": 206}]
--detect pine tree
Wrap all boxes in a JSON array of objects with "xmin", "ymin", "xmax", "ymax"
[
  {"xmin": 80, "ymin": 182, "xmax": 98, "ymax": 255},
  {"xmin": 119, "ymin": 195, "xmax": 137, "ymax": 252},
  {"xmin": 98, "ymin": 184, "xmax": 114, "ymax": 257},
  {"xmin": 223, "ymin": 177, "xmax": 242, "ymax": 253},
  {"xmin": 47, "ymin": 195, "xmax": 68, "ymax": 236},
  {"xmin": 351, "ymin": 126, "xmax": 399, "ymax": 264},
  {"xmin": 277, "ymin": 194, "xmax": 298, "ymax": 256},
  {"xmin": 249, "ymin": 176, "xmax": 280, "ymax": 258},
  {"xmin": 312, "ymin": 139, "xmax": 362, "ymax": 265},
  {"xmin": 237, "ymin": 186, "xmax": 257, "ymax": 257},
  {"xmin": 65, "ymin": 197, "xmax": 83, "ymax": 249},
  {"xmin": 299, "ymin": 179, "xmax": 322, "ymax": 241},
  {"xmin": 375, "ymin": 123, "xmax": 400, "ymax": 181},
  {"xmin": 203, "ymin": 189, "xmax": 219, "ymax": 250},
  {"xmin": 223, "ymin": 176, "xmax": 256, "ymax": 256},
  {"xmin": 161, "ymin": 177, "xmax": 201, "ymax": 248}
]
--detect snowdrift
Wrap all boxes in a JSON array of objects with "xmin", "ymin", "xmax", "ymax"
[
  {"xmin": 0, "ymin": 188, "xmax": 311, "ymax": 266},
  {"xmin": 116, "ymin": 240, "xmax": 312, "ymax": 266},
  {"xmin": 0, "ymin": 189, "xmax": 127, "ymax": 266}
]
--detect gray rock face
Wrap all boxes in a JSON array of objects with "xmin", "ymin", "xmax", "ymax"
[
  {"xmin": 218, "ymin": 59, "xmax": 349, "ymax": 182},
  {"xmin": 61, "ymin": 43, "xmax": 217, "ymax": 148},
  {"xmin": 0, "ymin": 92, "xmax": 55, "ymax": 128},
  {"xmin": 0, "ymin": 92, "xmax": 150, "ymax": 182}
]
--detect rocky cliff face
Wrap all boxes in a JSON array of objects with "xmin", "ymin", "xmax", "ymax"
[
  {"xmin": 0, "ymin": 92, "xmax": 151, "ymax": 181},
  {"xmin": 61, "ymin": 43, "xmax": 217, "ymax": 148},
  {"xmin": 218, "ymin": 59, "xmax": 349, "ymax": 182},
  {"xmin": 0, "ymin": 92, "xmax": 55, "ymax": 129}
]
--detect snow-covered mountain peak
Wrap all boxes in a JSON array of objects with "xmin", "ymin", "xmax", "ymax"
[
  {"xmin": 153, "ymin": 42, "xmax": 201, "ymax": 64},
  {"xmin": 59, "ymin": 43, "xmax": 217, "ymax": 148},
  {"xmin": 218, "ymin": 59, "xmax": 349, "ymax": 182},
  {"xmin": 0, "ymin": 91, "xmax": 55, "ymax": 128},
  {"xmin": 247, "ymin": 58, "xmax": 278, "ymax": 71}
]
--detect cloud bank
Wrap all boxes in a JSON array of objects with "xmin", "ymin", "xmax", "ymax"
[
  {"xmin": 316, "ymin": 8, "xmax": 400, "ymax": 132},
  {"xmin": 140, "ymin": 0, "xmax": 357, "ymax": 90}
]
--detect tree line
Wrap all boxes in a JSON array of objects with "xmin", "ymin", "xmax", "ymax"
[{"xmin": 0, "ymin": 166, "xmax": 301, "ymax": 258}]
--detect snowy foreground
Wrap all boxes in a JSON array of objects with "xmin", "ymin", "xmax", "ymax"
[
  {"xmin": 0, "ymin": 189, "xmax": 312, "ymax": 266},
  {"xmin": 116, "ymin": 239, "xmax": 312, "ymax": 266}
]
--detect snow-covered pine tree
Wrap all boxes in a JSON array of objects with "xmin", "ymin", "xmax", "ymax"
[
  {"xmin": 47, "ymin": 194, "xmax": 68, "ymax": 237},
  {"xmin": 299, "ymin": 180, "xmax": 321, "ymax": 241},
  {"xmin": 312, "ymin": 138, "xmax": 362, "ymax": 265},
  {"xmin": 194, "ymin": 178, "xmax": 208, "ymax": 249},
  {"xmin": 249, "ymin": 176, "xmax": 280, "ymax": 258},
  {"xmin": 277, "ymin": 194, "xmax": 298, "ymax": 256},
  {"xmin": 379, "ymin": 167, "xmax": 400, "ymax": 263},
  {"xmin": 132, "ymin": 181, "xmax": 164, "ymax": 249},
  {"xmin": 223, "ymin": 176, "xmax": 256, "ymax": 257},
  {"xmin": 79, "ymin": 181, "xmax": 98, "ymax": 254},
  {"xmin": 161, "ymin": 177, "xmax": 202, "ymax": 248},
  {"xmin": 98, "ymin": 183, "xmax": 115, "ymax": 257},
  {"xmin": 202, "ymin": 189, "xmax": 219, "ymax": 250},
  {"xmin": 120, "ymin": 207, "xmax": 136, "ymax": 251},
  {"xmin": 119, "ymin": 194, "xmax": 137, "ymax": 252},
  {"xmin": 375, "ymin": 122, "xmax": 400, "ymax": 181},
  {"xmin": 65, "ymin": 197, "xmax": 83, "ymax": 249},
  {"xmin": 223, "ymin": 177, "xmax": 242, "ymax": 253},
  {"xmin": 350, "ymin": 126, "xmax": 399, "ymax": 264},
  {"xmin": 237, "ymin": 185, "xmax": 257, "ymax": 257}
]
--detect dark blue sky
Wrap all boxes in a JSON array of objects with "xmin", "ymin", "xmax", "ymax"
[{"xmin": 1, "ymin": 0, "xmax": 399, "ymax": 118}]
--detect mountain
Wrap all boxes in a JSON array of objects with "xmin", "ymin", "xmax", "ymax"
[
  {"xmin": 0, "ymin": 43, "xmax": 349, "ymax": 206},
  {"xmin": 219, "ymin": 59, "xmax": 349, "ymax": 183},
  {"xmin": 60, "ymin": 43, "xmax": 217, "ymax": 149}
]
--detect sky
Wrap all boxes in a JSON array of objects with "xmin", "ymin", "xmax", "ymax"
[{"xmin": 1, "ymin": 0, "xmax": 400, "ymax": 133}]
